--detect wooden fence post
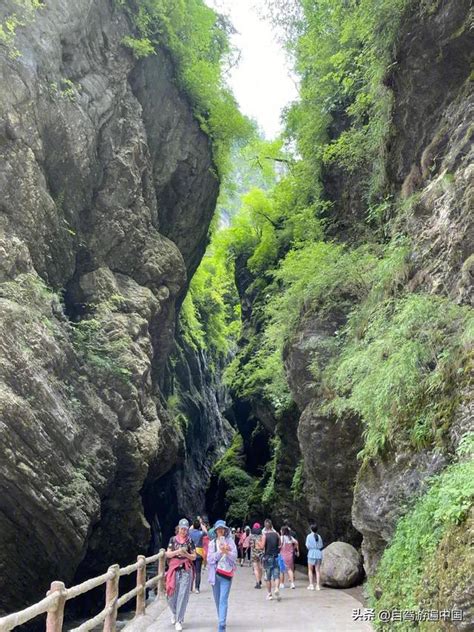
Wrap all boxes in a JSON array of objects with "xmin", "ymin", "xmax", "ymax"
[
  {"xmin": 135, "ymin": 556, "xmax": 146, "ymax": 616},
  {"xmin": 46, "ymin": 581, "xmax": 66, "ymax": 632},
  {"xmin": 103, "ymin": 564, "xmax": 120, "ymax": 632},
  {"xmin": 157, "ymin": 549, "xmax": 166, "ymax": 599}
]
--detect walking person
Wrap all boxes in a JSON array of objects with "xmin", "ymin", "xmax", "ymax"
[
  {"xmin": 282, "ymin": 519, "xmax": 299, "ymax": 570},
  {"xmin": 208, "ymin": 519, "xmax": 237, "ymax": 632},
  {"xmin": 189, "ymin": 517, "xmax": 207, "ymax": 593},
  {"xmin": 238, "ymin": 527, "xmax": 247, "ymax": 566},
  {"xmin": 242, "ymin": 525, "xmax": 251, "ymax": 566},
  {"xmin": 279, "ymin": 526, "xmax": 298, "ymax": 589},
  {"xmin": 165, "ymin": 518, "xmax": 197, "ymax": 631},
  {"xmin": 306, "ymin": 523, "xmax": 323, "ymax": 590},
  {"xmin": 234, "ymin": 527, "xmax": 242, "ymax": 565},
  {"xmin": 259, "ymin": 518, "xmax": 281, "ymax": 601},
  {"xmin": 250, "ymin": 522, "xmax": 263, "ymax": 589},
  {"xmin": 202, "ymin": 518, "xmax": 211, "ymax": 569},
  {"xmin": 282, "ymin": 518, "xmax": 297, "ymax": 539}
]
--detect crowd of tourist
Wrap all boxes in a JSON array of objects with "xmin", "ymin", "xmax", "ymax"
[{"xmin": 164, "ymin": 515, "xmax": 324, "ymax": 631}]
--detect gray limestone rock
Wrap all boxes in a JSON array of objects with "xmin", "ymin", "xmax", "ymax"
[
  {"xmin": 284, "ymin": 310, "xmax": 363, "ymax": 546},
  {"xmin": 0, "ymin": 0, "xmax": 219, "ymax": 613},
  {"xmin": 352, "ymin": 450, "xmax": 448, "ymax": 575},
  {"xmin": 321, "ymin": 542, "xmax": 364, "ymax": 588}
]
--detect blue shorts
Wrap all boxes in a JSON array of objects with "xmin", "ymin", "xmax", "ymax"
[
  {"xmin": 308, "ymin": 555, "xmax": 322, "ymax": 566},
  {"xmin": 263, "ymin": 555, "xmax": 280, "ymax": 581}
]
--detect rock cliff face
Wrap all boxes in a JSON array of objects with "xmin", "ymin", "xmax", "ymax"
[
  {"xmin": 142, "ymin": 332, "xmax": 233, "ymax": 547},
  {"xmin": 225, "ymin": 0, "xmax": 472, "ymax": 582},
  {"xmin": 0, "ymin": 0, "xmax": 219, "ymax": 613},
  {"xmin": 284, "ymin": 309, "xmax": 363, "ymax": 547},
  {"xmin": 352, "ymin": 0, "xmax": 473, "ymax": 573},
  {"xmin": 285, "ymin": 0, "xmax": 473, "ymax": 575}
]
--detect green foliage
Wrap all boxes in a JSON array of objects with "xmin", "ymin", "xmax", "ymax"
[
  {"xmin": 49, "ymin": 78, "xmax": 81, "ymax": 102},
  {"xmin": 118, "ymin": 0, "xmax": 252, "ymax": 177},
  {"xmin": 456, "ymin": 432, "xmax": 474, "ymax": 458},
  {"xmin": 179, "ymin": 229, "xmax": 240, "ymax": 367},
  {"xmin": 225, "ymin": 240, "xmax": 386, "ymax": 412},
  {"xmin": 369, "ymin": 459, "xmax": 474, "ymax": 630},
  {"xmin": 277, "ymin": 0, "xmax": 413, "ymax": 203},
  {"xmin": 121, "ymin": 34, "xmax": 155, "ymax": 58},
  {"xmin": 0, "ymin": 273, "xmax": 63, "ymax": 338},
  {"xmin": 270, "ymin": 242, "xmax": 377, "ymax": 333},
  {"xmin": 261, "ymin": 436, "xmax": 282, "ymax": 506},
  {"xmin": 224, "ymin": 333, "xmax": 292, "ymax": 415},
  {"xmin": 291, "ymin": 460, "xmax": 305, "ymax": 501},
  {"xmin": 328, "ymin": 294, "xmax": 473, "ymax": 463},
  {"xmin": 166, "ymin": 391, "xmax": 190, "ymax": 433},
  {"xmin": 215, "ymin": 137, "xmax": 279, "ymax": 224},
  {"xmin": 212, "ymin": 434, "xmax": 257, "ymax": 524},
  {"xmin": 213, "ymin": 433, "xmax": 246, "ymax": 474},
  {"xmin": 0, "ymin": 272, "xmax": 55, "ymax": 305},
  {"xmin": 0, "ymin": 0, "xmax": 43, "ymax": 58},
  {"xmin": 179, "ymin": 293, "xmax": 206, "ymax": 352}
]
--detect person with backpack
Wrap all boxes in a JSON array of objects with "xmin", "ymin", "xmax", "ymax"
[
  {"xmin": 259, "ymin": 518, "xmax": 281, "ymax": 601},
  {"xmin": 207, "ymin": 519, "xmax": 237, "ymax": 632},
  {"xmin": 250, "ymin": 522, "xmax": 264, "ymax": 588},
  {"xmin": 305, "ymin": 523, "xmax": 323, "ymax": 590}
]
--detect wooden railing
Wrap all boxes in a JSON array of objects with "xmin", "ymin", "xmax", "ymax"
[{"xmin": 0, "ymin": 549, "xmax": 167, "ymax": 632}]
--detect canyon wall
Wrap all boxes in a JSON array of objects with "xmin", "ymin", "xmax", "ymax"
[{"xmin": 0, "ymin": 0, "xmax": 221, "ymax": 613}]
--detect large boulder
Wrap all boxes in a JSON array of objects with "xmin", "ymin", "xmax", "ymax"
[{"xmin": 321, "ymin": 542, "xmax": 364, "ymax": 588}]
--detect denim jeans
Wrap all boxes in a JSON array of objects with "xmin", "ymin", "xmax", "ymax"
[
  {"xmin": 194, "ymin": 555, "xmax": 203, "ymax": 590},
  {"xmin": 212, "ymin": 573, "xmax": 232, "ymax": 631},
  {"xmin": 263, "ymin": 555, "xmax": 280, "ymax": 581},
  {"xmin": 168, "ymin": 568, "xmax": 192, "ymax": 624}
]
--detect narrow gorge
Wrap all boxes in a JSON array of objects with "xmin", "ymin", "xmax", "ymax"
[{"xmin": 0, "ymin": 1, "xmax": 472, "ymax": 631}]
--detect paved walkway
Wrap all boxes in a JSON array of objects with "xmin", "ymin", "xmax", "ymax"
[{"xmin": 125, "ymin": 565, "xmax": 374, "ymax": 632}]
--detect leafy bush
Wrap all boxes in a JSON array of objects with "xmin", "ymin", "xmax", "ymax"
[
  {"xmin": 369, "ymin": 458, "xmax": 474, "ymax": 630},
  {"xmin": 212, "ymin": 434, "xmax": 257, "ymax": 524},
  {"xmin": 179, "ymin": 228, "xmax": 240, "ymax": 367},
  {"xmin": 225, "ymin": 241, "xmax": 385, "ymax": 411},
  {"xmin": 270, "ymin": 0, "xmax": 413, "ymax": 203},
  {"xmin": 328, "ymin": 294, "xmax": 473, "ymax": 462},
  {"xmin": 291, "ymin": 460, "xmax": 305, "ymax": 501}
]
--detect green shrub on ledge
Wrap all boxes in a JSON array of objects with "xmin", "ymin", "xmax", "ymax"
[
  {"xmin": 369, "ymin": 454, "xmax": 474, "ymax": 630},
  {"xmin": 328, "ymin": 293, "xmax": 473, "ymax": 463}
]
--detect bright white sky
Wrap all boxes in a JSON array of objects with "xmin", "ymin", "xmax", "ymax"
[{"xmin": 206, "ymin": 0, "xmax": 298, "ymax": 139}]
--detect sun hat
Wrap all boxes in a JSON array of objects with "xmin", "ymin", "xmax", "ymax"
[
  {"xmin": 214, "ymin": 519, "xmax": 227, "ymax": 529},
  {"xmin": 178, "ymin": 518, "xmax": 190, "ymax": 529},
  {"xmin": 252, "ymin": 522, "xmax": 261, "ymax": 529}
]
